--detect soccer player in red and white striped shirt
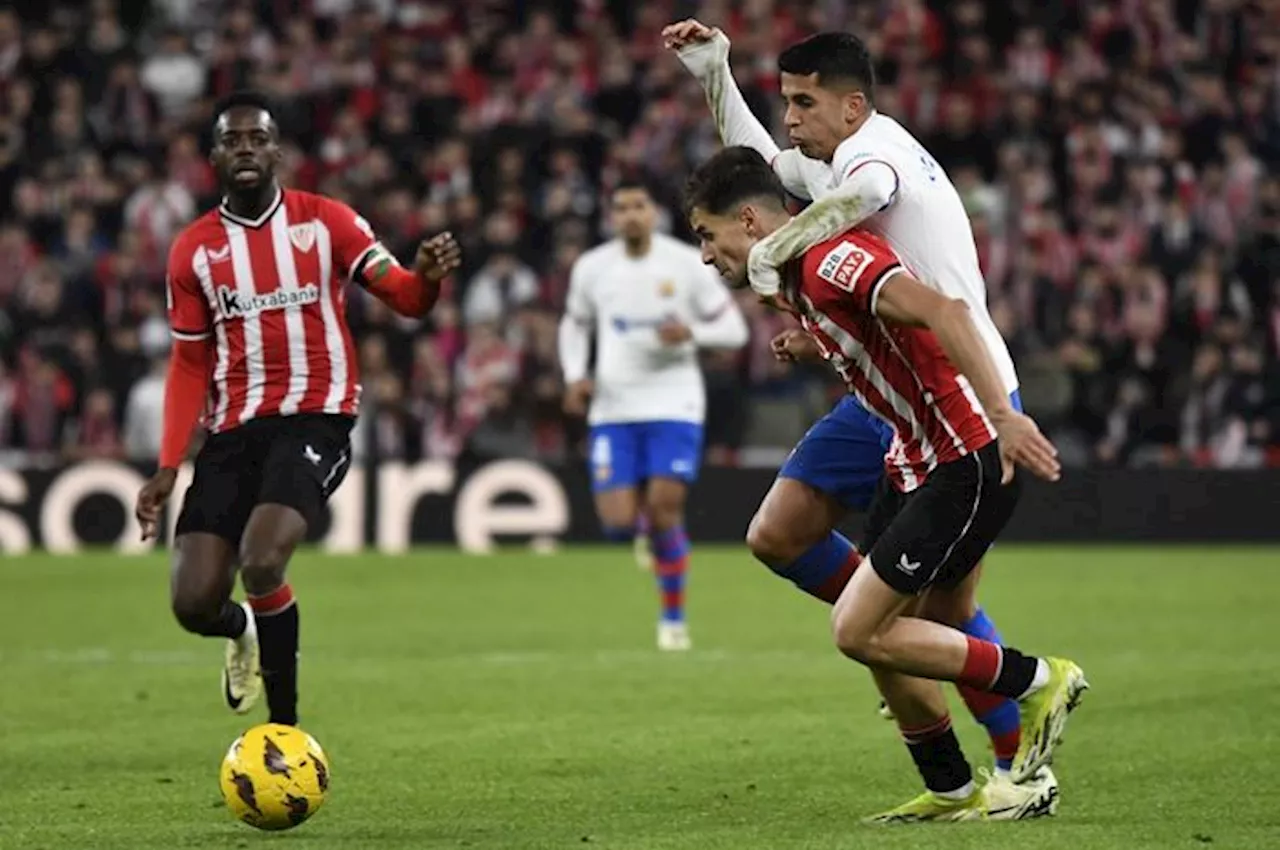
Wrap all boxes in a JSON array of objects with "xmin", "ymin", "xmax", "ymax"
[
  {"xmin": 134, "ymin": 92, "xmax": 460, "ymax": 727},
  {"xmin": 686, "ymin": 147, "xmax": 1088, "ymax": 822}
]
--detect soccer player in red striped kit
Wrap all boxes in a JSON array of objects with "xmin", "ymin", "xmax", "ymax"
[
  {"xmin": 686, "ymin": 147, "xmax": 1089, "ymax": 822},
  {"xmin": 134, "ymin": 92, "xmax": 461, "ymax": 726}
]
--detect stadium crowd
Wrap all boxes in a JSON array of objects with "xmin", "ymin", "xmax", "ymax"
[{"xmin": 0, "ymin": 0, "xmax": 1278, "ymax": 470}]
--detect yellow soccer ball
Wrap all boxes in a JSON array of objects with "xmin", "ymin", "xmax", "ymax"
[{"xmin": 219, "ymin": 723, "xmax": 331, "ymax": 831}]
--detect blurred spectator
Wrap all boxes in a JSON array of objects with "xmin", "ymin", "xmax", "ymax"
[
  {"xmin": 123, "ymin": 355, "xmax": 167, "ymax": 462},
  {"xmin": 0, "ymin": 0, "xmax": 1276, "ymax": 471},
  {"xmin": 140, "ymin": 30, "xmax": 205, "ymax": 118}
]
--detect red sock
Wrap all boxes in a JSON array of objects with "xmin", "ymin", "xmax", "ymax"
[
  {"xmin": 812, "ymin": 550, "xmax": 862, "ymax": 604},
  {"xmin": 248, "ymin": 583, "xmax": 296, "ymax": 617},
  {"xmin": 654, "ymin": 556, "xmax": 687, "ymax": 622},
  {"xmin": 958, "ymin": 635, "xmax": 1002, "ymax": 690}
]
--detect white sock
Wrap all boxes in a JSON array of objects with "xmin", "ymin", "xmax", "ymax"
[
  {"xmin": 1019, "ymin": 659, "xmax": 1050, "ymax": 699},
  {"xmin": 234, "ymin": 602, "xmax": 256, "ymax": 647},
  {"xmin": 993, "ymin": 766, "xmax": 1013, "ymax": 781},
  {"xmin": 935, "ymin": 780, "xmax": 976, "ymax": 801}
]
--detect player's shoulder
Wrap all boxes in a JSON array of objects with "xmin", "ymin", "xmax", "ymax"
[
  {"xmin": 574, "ymin": 239, "xmax": 623, "ymax": 273},
  {"xmin": 653, "ymin": 232, "xmax": 704, "ymax": 264},
  {"xmin": 284, "ymin": 189, "xmax": 344, "ymax": 219},
  {"xmin": 803, "ymin": 228, "xmax": 895, "ymax": 265},
  {"xmin": 802, "ymin": 229, "xmax": 899, "ymax": 290},
  {"xmin": 168, "ymin": 209, "xmax": 224, "ymax": 265},
  {"xmin": 289, "ymin": 190, "xmax": 376, "ymax": 238},
  {"xmin": 832, "ymin": 113, "xmax": 914, "ymax": 178}
]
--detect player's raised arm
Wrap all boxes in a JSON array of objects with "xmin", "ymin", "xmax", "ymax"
[
  {"xmin": 663, "ymin": 20, "xmax": 812, "ymax": 200},
  {"xmin": 747, "ymin": 159, "xmax": 897, "ymax": 297},
  {"xmin": 136, "ymin": 236, "xmax": 215, "ymax": 540},
  {"xmin": 871, "ymin": 272, "xmax": 1061, "ymax": 485}
]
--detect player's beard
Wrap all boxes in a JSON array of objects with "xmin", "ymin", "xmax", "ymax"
[{"xmin": 622, "ymin": 232, "xmax": 650, "ymax": 255}]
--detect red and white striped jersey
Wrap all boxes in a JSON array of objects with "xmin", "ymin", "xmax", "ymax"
[
  {"xmin": 166, "ymin": 189, "xmax": 379, "ymax": 433},
  {"xmin": 791, "ymin": 229, "xmax": 996, "ymax": 492}
]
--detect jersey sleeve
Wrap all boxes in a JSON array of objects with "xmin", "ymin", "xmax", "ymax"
[
  {"xmin": 831, "ymin": 137, "xmax": 901, "ymax": 206},
  {"xmin": 805, "ymin": 232, "xmax": 905, "ymax": 317},
  {"xmin": 166, "ymin": 236, "xmax": 212, "ymax": 342},
  {"xmin": 772, "ymin": 150, "xmax": 815, "ymax": 201},
  {"xmin": 563, "ymin": 254, "xmax": 594, "ymax": 323},
  {"xmin": 317, "ymin": 197, "xmax": 390, "ymax": 283}
]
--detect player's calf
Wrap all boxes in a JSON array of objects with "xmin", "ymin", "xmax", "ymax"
[
  {"xmin": 645, "ymin": 480, "xmax": 692, "ymax": 648},
  {"xmin": 240, "ymin": 505, "xmax": 308, "ymax": 726},
  {"xmin": 172, "ymin": 590, "xmax": 248, "ymax": 638},
  {"xmin": 170, "ymin": 533, "xmax": 246, "ymax": 639},
  {"xmin": 747, "ymin": 477, "xmax": 855, "ymax": 603},
  {"xmin": 917, "ymin": 573, "xmax": 1022, "ymax": 775}
]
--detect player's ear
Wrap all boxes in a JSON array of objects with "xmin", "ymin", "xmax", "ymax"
[{"xmin": 844, "ymin": 90, "xmax": 868, "ymax": 123}]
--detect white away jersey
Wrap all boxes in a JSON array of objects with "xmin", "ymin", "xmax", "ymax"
[
  {"xmin": 773, "ymin": 112, "xmax": 1019, "ymax": 394},
  {"xmin": 562, "ymin": 234, "xmax": 740, "ymax": 426}
]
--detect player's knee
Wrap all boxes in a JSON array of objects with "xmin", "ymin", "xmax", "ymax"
[
  {"xmin": 238, "ymin": 541, "xmax": 291, "ymax": 593},
  {"xmin": 745, "ymin": 512, "xmax": 799, "ymax": 566},
  {"xmin": 171, "ymin": 589, "xmax": 223, "ymax": 635},
  {"xmin": 830, "ymin": 605, "xmax": 884, "ymax": 665},
  {"xmin": 644, "ymin": 497, "xmax": 683, "ymax": 532}
]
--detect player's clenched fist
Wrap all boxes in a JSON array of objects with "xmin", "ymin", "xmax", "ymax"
[
  {"xmin": 661, "ymin": 18, "xmax": 719, "ymax": 50},
  {"xmin": 770, "ymin": 328, "xmax": 822, "ymax": 363},
  {"xmin": 415, "ymin": 232, "xmax": 462, "ymax": 282}
]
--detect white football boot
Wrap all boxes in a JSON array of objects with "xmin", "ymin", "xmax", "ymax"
[
  {"xmin": 657, "ymin": 620, "xmax": 692, "ymax": 652},
  {"xmin": 221, "ymin": 601, "xmax": 262, "ymax": 714},
  {"xmin": 981, "ymin": 766, "xmax": 1060, "ymax": 819}
]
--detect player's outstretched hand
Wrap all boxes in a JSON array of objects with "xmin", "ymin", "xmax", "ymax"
[
  {"xmin": 415, "ymin": 232, "xmax": 462, "ymax": 282},
  {"xmin": 135, "ymin": 468, "xmax": 178, "ymax": 541},
  {"xmin": 992, "ymin": 411, "xmax": 1061, "ymax": 484},
  {"xmin": 563, "ymin": 379, "xmax": 594, "ymax": 417},
  {"xmin": 771, "ymin": 328, "xmax": 821, "ymax": 362}
]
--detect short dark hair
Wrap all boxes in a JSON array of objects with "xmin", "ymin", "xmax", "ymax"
[
  {"xmin": 684, "ymin": 147, "xmax": 787, "ymax": 217},
  {"xmin": 612, "ymin": 173, "xmax": 655, "ymax": 199},
  {"xmin": 778, "ymin": 32, "xmax": 876, "ymax": 100},
  {"xmin": 212, "ymin": 91, "xmax": 275, "ymax": 127}
]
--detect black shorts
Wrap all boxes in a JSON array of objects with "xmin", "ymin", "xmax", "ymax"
[
  {"xmin": 175, "ymin": 414, "xmax": 354, "ymax": 546},
  {"xmin": 860, "ymin": 441, "xmax": 1020, "ymax": 596}
]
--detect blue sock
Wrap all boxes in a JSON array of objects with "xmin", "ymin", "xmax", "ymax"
[
  {"xmin": 770, "ymin": 531, "xmax": 860, "ymax": 604},
  {"xmin": 651, "ymin": 526, "xmax": 689, "ymax": 623},
  {"xmin": 960, "ymin": 607, "xmax": 1020, "ymax": 772},
  {"xmin": 962, "ymin": 607, "xmax": 1003, "ymax": 643}
]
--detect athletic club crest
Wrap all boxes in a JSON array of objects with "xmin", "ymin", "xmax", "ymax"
[
  {"xmin": 288, "ymin": 223, "xmax": 316, "ymax": 253},
  {"xmin": 657, "ymin": 280, "xmax": 676, "ymax": 298}
]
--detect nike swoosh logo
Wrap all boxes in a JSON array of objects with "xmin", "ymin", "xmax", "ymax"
[{"xmin": 224, "ymin": 672, "xmax": 243, "ymax": 710}]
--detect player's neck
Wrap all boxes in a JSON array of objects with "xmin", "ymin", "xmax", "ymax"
[
  {"xmin": 827, "ymin": 110, "xmax": 876, "ymax": 163},
  {"xmin": 623, "ymin": 235, "xmax": 651, "ymax": 258},
  {"xmin": 223, "ymin": 181, "xmax": 281, "ymax": 220}
]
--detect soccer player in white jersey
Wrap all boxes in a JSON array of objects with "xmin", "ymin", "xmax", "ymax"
[
  {"xmin": 558, "ymin": 179, "xmax": 749, "ymax": 651},
  {"xmin": 664, "ymin": 22, "xmax": 1056, "ymax": 799}
]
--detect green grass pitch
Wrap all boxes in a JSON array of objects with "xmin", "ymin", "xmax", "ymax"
[{"xmin": 1, "ymin": 545, "xmax": 1278, "ymax": 849}]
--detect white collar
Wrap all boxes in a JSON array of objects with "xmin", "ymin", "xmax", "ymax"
[{"xmin": 218, "ymin": 187, "xmax": 284, "ymax": 229}]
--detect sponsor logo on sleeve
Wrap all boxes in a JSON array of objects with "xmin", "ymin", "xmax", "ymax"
[{"xmin": 816, "ymin": 242, "xmax": 873, "ymax": 293}]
